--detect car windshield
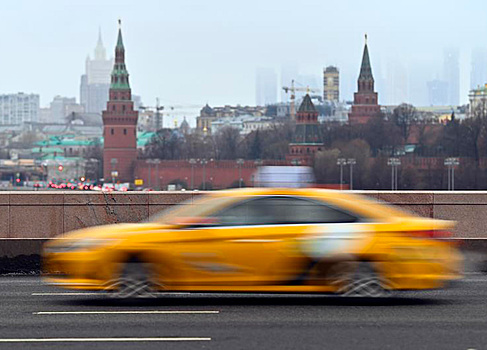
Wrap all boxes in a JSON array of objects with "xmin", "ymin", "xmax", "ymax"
[{"xmin": 150, "ymin": 195, "xmax": 238, "ymax": 225}]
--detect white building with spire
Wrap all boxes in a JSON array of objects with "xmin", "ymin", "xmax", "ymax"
[{"xmin": 80, "ymin": 29, "xmax": 113, "ymax": 115}]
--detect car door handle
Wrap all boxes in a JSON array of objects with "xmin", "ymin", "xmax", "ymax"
[{"xmin": 229, "ymin": 239, "xmax": 283, "ymax": 243}]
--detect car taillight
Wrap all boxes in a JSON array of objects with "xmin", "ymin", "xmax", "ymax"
[{"xmin": 409, "ymin": 230, "xmax": 452, "ymax": 239}]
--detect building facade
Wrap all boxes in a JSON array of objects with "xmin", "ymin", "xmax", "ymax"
[
  {"xmin": 102, "ymin": 24, "xmax": 138, "ymax": 183},
  {"xmin": 443, "ymin": 48, "xmax": 460, "ymax": 106},
  {"xmin": 348, "ymin": 36, "xmax": 380, "ymax": 125},
  {"xmin": 323, "ymin": 66, "xmax": 339, "ymax": 103},
  {"xmin": 469, "ymin": 84, "xmax": 487, "ymax": 117},
  {"xmin": 0, "ymin": 93, "xmax": 40, "ymax": 125},
  {"xmin": 287, "ymin": 94, "xmax": 323, "ymax": 163},
  {"xmin": 255, "ymin": 67, "xmax": 278, "ymax": 106},
  {"xmin": 471, "ymin": 48, "xmax": 487, "ymax": 90},
  {"xmin": 427, "ymin": 79, "xmax": 449, "ymax": 106},
  {"xmin": 196, "ymin": 104, "xmax": 267, "ymax": 133},
  {"xmin": 80, "ymin": 29, "xmax": 113, "ymax": 115},
  {"xmin": 49, "ymin": 96, "xmax": 84, "ymax": 123}
]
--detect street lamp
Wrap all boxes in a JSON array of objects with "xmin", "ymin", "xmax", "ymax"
[
  {"xmin": 337, "ymin": 158, "xmax": 347, "ymax": 190},
  {"xmin": 387, "ymin": 157, "xmax": 401, "ymax": 191},
  {"xmin": 189, "ymin": 159, "xmax": 196, "ymax": 190},
  {"xmin": 444, "ymin": 157, "xmax": 459, "ymax": 191},
  {"xmin": 110, "ymin": 158, "xmax": 118, "ymax": 185},
  {"xmin": 201, "ymin": 159, "xmax": 208, "ymax": 190},
  {"xmin": 347, "ymin": 158, "xmax": 356, "ymax": 190},
  {"xmin": 236, "ymin": 158, "xmax": 244, "ymax": 188}
]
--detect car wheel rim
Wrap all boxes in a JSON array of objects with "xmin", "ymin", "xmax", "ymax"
[
  {"xmin": 106, "ymin": 262, "xmax": 157, "ymax": 298},
  {"xmin": 337, "ymin": 262, "xmax": 391, "ymax": 298}
]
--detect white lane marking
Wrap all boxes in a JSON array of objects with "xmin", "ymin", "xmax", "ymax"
[
  {"xmin": 32, "ymin": 292, "xmax": 191, "ymax": 296},
  {"xmin": 32, "ymin": 293, "xmax": 101, "ymax": 296},
  {"xmin": 463, "ymin": 278, "xmax": 487, "ymax": 282},
  {"xmin": 0, "ymin": 337, "xmax": 211, "ymax": 343},
  {"xmin": 34, "ymin": 310, "xmax": 219, "ymax": 315}
]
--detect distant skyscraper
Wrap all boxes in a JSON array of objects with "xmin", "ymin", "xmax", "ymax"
[
  {"xmin": 385, "ymin": 60, "xmax": 409, "ymax": 105},
  {"xmin": 80, "ymin": 29, "xmax": 113, "ymax": 115},
  {"xmin": 443, "ymin": 48, "xmax": 460, "ymax": 106},
  {"xmin": 0, "ymin": 93, "xmax": 39, "ymax": 125},
  {"xmin": 280, "ymin": 63, "xmax": 299, "ymax": 102},
  {"xmin": 427, "ymin": 79, "xmax": 449, "ymax": 106},
  {"xmin": 471, "ymin": 48, "xmax": 487, "ymax": 90},
  {"xmin": 323, "ymin": 66, "xmax": 339, "ymax": 102},
  {"xmin": 255, "ymin": 67, "xmax": 277, "ymax": 106},
  {"xmin": 348, "ymin": 36, "xmax": 380, "ymax": 125}
]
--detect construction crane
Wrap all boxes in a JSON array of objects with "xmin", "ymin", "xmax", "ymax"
[
  {"xmin": 282, "ymin": 80, "xmax": 319, "ymax": 120},
  {"xmin": 139, "ymin": 98, "xmax": 164, "ymax": 131},
  {"xmin": 139, "ymin": 99, "xmax": 201, "ymax": 131}
]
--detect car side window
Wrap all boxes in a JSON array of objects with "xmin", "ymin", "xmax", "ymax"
[{"xmin": 210, "ymin": 196, "xmax": 358, "ymax": 226}]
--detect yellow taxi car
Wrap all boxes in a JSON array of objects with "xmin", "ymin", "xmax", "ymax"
[{"xmin": 43, "ymin": 188, "xmax": 462, "ymax": 298}]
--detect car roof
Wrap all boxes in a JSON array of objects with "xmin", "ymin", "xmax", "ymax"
[{"xmin": 197, "ymin": 188, "xmax": 411, "ymax": 221}]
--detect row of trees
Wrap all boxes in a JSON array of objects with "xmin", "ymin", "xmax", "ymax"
[
  {"xmin": 83, "ymin": 101, "xmax": 487, "ymax": 189},
  {"xmin": 142, "ymin": 103, "xmax": 483, "ymax": 162}
]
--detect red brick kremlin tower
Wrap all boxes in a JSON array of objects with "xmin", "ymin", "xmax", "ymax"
[
  {"xmin": 287, "ymin": 94, "xmax": 324, "ymax": 164},
  {"xmin": 348, "ymin": 35, "xmax": 381, "ymax": 125},
  {"xmin": 102, "ymin": 21, "xmax": 138, "ymax": 183}
]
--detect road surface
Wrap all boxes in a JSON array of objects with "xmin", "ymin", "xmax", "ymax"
[{"xmin": 0, "ymin": 275, "xmax": 486, "ymax": 349}]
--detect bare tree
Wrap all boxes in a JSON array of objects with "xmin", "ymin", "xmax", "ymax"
[{"xmin": 392, "ymin": 103, "xmax": 418, "ymax": 143}]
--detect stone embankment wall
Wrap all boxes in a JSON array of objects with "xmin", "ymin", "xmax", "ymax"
[
  {"xmin": 1, "ymin": 191, "xmax": 487, "ymax": 273},
  {"xmin": 0, "ymin": 191, "xmax": 485, "ymax": 239}
]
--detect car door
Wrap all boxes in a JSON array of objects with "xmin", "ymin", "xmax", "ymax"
[
  {"xmin": 162, "ymin": 196, "xmax": 300, "ymax": 286},
  {"xmin": 211, "ymin": 195, "xmax": 363, "ymax": 285},
  {"xmin": 165, "ymin": 195, "xmax": 362, "ymax": 286}
]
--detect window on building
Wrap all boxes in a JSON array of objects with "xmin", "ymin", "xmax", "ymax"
[
  {"xmin": 111, "ymin": 128, "xmax": 114, "ymax": 135},
  {"xmin": 124, "ymin": 129, "xmax": 127, "ymax": 135}
]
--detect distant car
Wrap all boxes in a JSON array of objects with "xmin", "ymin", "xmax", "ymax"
[
  {"xmin": 43, "ymin": 188, "xmax": 462, "ymax": 298},
  {"xmin": 254, "ymin": 166, "xmax": 315, "ymax": 188}
]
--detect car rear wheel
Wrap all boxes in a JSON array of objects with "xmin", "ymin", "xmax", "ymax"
[
  {"xmin": 108, "ymin": 259, "xmax": 157, "ymax": 298},
  {"xmin": 336, "ymin": 261, "xmax": 391, "ymax": 297}
]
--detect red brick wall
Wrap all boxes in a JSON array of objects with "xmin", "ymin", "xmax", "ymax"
[{"xmin": 134, "ymin": 160, "xmax": 290, "ymax": 189}]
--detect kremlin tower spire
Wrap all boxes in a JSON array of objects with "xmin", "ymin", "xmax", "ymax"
[
  {"xmin": 102, "ymin": 21, "xmax": 138, "ymax": 183},
  {"xmin": 348, "ymin": 34, "xmax": 380, "ymax": 125}
]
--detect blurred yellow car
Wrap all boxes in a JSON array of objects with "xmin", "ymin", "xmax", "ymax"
[{"xmin": 43, "ymin": 188, "xmax": 462, "ymax": 297}]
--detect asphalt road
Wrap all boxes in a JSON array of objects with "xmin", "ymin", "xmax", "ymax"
[{"xmin": 0, "ymin": 275, "xmax": 487, "ymax": 350}]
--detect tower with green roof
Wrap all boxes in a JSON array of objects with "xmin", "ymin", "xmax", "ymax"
[
  {"xmin": 102, "ymin": 21, "xmax": 138, "ymax": 183},
  {"xmin": 287, "ymin": 94, "xmax": 324, "ymax": 164}
]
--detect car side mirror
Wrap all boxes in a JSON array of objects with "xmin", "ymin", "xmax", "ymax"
[{"xmin": 170, "ymin": 217, "xmax": 218, "ymax": 228}]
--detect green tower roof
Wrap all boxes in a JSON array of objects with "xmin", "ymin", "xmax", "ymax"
[
  {"xmin": 116, "ymin": 25, "xmax": 124, "ymax": 49},
  {"xmin": 110, "ymin": 21, "xmax": 130, "ymax": 90}
]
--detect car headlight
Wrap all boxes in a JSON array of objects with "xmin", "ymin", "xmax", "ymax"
[{"xmin": 45, "ymin": 239, "xmax": 118, "ymax": 254}]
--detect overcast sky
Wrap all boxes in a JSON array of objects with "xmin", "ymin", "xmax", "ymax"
[{"xmin": 1, "ymin": 0, "xmax": 486, "ymax": 113}]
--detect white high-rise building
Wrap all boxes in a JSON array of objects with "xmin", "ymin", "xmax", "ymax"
[
  {"xmin": 0, "ymin": 93, "xmax": 39, "ymax": 125},
  {"xmin": 471, "ymin": 48, "xmax": 487, "ymax": 90},
  {"xmin": 385, "ymin": 60, "xmax": 409, "ymax": 105},
  {"xmin": 80, "ymin": 29, "xmax": 113, "ymax": 114},
  {"xmin": 255, "ymin": 67, "xmax": 277, "ymax": 106},
  {"xmin": 443, "ymin": 48, "xmax": 460, "ymax": 106}
]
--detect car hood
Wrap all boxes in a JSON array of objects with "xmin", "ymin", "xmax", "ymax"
[{"xmin": 55, "ymin": 223, "xmax": 173, "ymax": 241}]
